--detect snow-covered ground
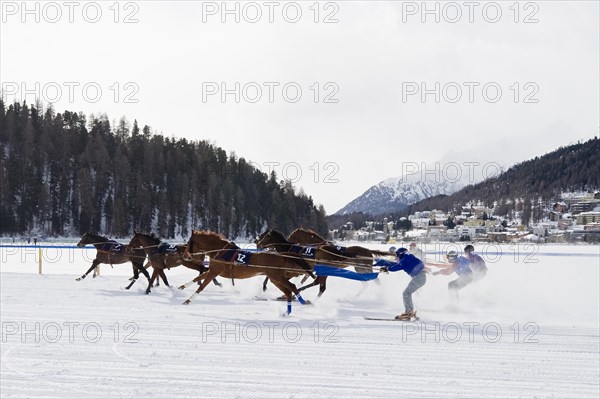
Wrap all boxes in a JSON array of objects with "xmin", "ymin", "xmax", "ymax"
[{"xmin": 1, "ymin": 243, "xmax": 599, "ymax": 398}]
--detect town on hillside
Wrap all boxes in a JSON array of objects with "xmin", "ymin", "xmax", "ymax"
[{"xmin": 333, "ymin": 191, "xmax": 600, "ymax": 244}]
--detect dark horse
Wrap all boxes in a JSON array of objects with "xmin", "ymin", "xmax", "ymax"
[
  {"xmin": 128, "ymin": 232, "xmax": 221, "ymax": 295},
  {"xmin": 76, "ymin": 232, "xmax": 150, "ymax": 289},
  {"xmin": 180, "ymin": 230, "xmax": 315, "ymax": 314},
  {"xmin": 256, "ymin": 229, "xmax": 380, "ymax": 297}
]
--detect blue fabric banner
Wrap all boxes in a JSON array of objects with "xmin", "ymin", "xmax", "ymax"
[{"xmin": 314, "ymin": 265, "xmax": 379, "ymax": 281}]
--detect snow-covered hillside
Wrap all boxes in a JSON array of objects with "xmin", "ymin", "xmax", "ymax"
[{"xmin": 335, "ymin": 176, "xmax": 460, "ymax": 215}]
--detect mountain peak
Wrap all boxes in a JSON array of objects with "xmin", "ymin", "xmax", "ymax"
[{"xmin": 335, "ymin": 177, "xmax": 460, "ymax": 215}]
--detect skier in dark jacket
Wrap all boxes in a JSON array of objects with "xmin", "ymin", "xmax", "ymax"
[
  {"xmin": 430, "ymin": 250, "xmax": 473, "ymax": 302},
  {"xmin": 464, "ymin": 244, "xmax": 487, "ymax": 281},
  {"xmin": 374, "ymin": 247, "xmax": 427, "ymax": 320}
]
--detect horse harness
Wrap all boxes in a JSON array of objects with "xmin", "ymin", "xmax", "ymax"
[
  {"xmin": 215, "ymin": 249, "xmax": 253, "ymax": 286},
  {"xmin": 100, "ymin": 240, "xmax": 126, "ymax": 265}
]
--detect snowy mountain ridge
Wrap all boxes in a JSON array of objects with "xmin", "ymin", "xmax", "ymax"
[{"xmin": 335, "ymin": 176, "xmax": 461, "ymax": 215}]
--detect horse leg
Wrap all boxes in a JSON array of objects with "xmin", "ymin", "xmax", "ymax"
[
  {"xmin": 262, "ymin": 276, "xmax": 270, "ymax": 292},
  {"xmin": 137, "ymin": 262, "xmax": 151, "ymax": 281},
  {"xmin": 154, "ymin": 261, "xmax": 162, "ymax": 287},
  {"xmin": 145, "ymin": 267, "xmax": 159, "ymax": 294},
  {"xmin": 159, "ymin": 269, "xmax": 170, "ymax": 287},
  {"xmin": 276, "ymin": 278, "xmax": 310, "ymax": 306},
  {"xmin": 125, "ymin": 265, "xmax": 140, "ymax": 290},
  {"xmin": 298, "ymin": 277, "xmax": 322, "ymax": 293},
  {"xmin": 183, "ymin": 270, "xmax": 219, "ymax": 305},
  {"xmin": 179, "ymin": 270, "xmax": 211, "ymax": 290},
  {"xmin": 76, "ymin": 260, "xmax": 100, "ymax": 281},
  {"xmin": 212, "ymin": 278, "xmax": 222, "ymax": 287},
  {"xmin": 270, "ymin": 279, "xmax": 294, "ymax": 315},
  {"xmin": 126, "ymin": 262, "xmax": 149, "ymax": 290},
  {"xmin": 132, "ymin": 265, "xmax": 140, "ymax": 279},
  {"xmin": 317, "ymin": 276, "xmax": 327, "ymax": 297},
  {"xmin": 133, "ymin": 261, "xmax": 155, "ymax": 284}
]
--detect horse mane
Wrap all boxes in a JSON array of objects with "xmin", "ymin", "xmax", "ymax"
[
  {"xmin": 191, "ymin": 230, "xmax": 228, "ymax": 241},
  {"xmin": 84, "ymin": 232, "xmax": 108, "ymax": 242},
  {"xmin": 136, "ymin": 232, "xmax": 160, "ymax": 244},
  {"xmin": 266, "ymin": 229, "xmax": 288, "ymax": 242},
  {"xmin": 290, "ymin": 228, "xmax": 326, "ymax": 241}
]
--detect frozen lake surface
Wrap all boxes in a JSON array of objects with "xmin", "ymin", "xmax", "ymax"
[{"xmin": 1, "ymin": 243, "xmax": 599, "ymax": 398}]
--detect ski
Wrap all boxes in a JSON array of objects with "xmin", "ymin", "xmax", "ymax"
[
  {"xmin": 253, "ymin": 296, "xmax": 297, "ymax": 302},
  {"xmin": 365, "ymin": 316, "xmax": 421, "ymax": 322}
]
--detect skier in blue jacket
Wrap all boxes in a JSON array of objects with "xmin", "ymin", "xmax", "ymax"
[
  {"xmin": 431, "ymin": 250, "xmax": 473, "ymax": 302},
  {"xmin": 374, "ymin": 247, "xmax": 427, "ymax": 320}
]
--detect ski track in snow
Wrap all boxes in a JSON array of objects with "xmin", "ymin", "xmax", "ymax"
[{"xmin": 1, "ymin": 244, "xmax": 599, "ymax": 398}]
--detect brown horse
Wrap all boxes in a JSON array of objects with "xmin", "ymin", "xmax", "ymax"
[
  {"xmin": 76, "ymin": 232, "xmax": 150, "ymax": 289},
  {"xmin": 128, "ymin": 232, "xmax": 221, "ymax": 295},
  {"xmin": 288, "ymin": 228, "xmax": 333, "ymax": 246},
  {"xmin": 255, "ymin": 229, "xmax": 376, "ymax": 297},
  {"xmin": 289, "ymin": 228, "xmax": 391, "ymax": 257},
  {"xmin": 180, "ymin": 230, "xmax": 315, "ymax": 314}
]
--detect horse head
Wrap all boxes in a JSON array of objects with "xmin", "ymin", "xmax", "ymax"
[
  {"xmin": 77, "ymin": 232, "xmax": 102, "ymax": 247},
  {"xmin": 185, "ymin": 230, "xmax": 235, "ymax": 262},
  {"xmin": 255, "ymin": 229, "xmax": 288, "ymax": 250},
  {"xmin": 129, "ymin": 232, "xmax": 159, "ymax": 249}
]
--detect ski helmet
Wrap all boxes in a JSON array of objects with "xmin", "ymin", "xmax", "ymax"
[
  {"xmin": 446, "ymin": 250, "xmax": 458, "ymax": 261},
  {"xmin": 396, "ymin": 247, "xmax": 408, "ymax": 258},
  {"xmin": 464, "ymin": 244, "xmax": 474, "ymax": 253}
]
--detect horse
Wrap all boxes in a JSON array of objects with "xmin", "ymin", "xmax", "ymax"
[
  {"xmin": 128, "ymin": 232, "xmax": 221, "ymax": 295},
  {"xmin": 76, "ymin": 232, "xmax": 150, "ymax": 289},
  {"xmin": 287, "ymin": 228, "xmax": 334, "ymax": 246},
  {"xmin": 255, "ymin": 229, "xmax": 376, "ymax": 297},
  {"xmin": 180, "ymin": 230, "xmax": 315, "ymax": 314},
  {"xmin": 288, "ymin": 228, "xmax": 391, "ymax": 257}
]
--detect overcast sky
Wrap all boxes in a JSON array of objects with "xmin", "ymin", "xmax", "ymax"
[{"xmin": 1, "ymin": 1, "xmax": 598, "ymax": 214}]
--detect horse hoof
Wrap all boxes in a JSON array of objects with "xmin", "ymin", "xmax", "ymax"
[
  {"xmin": 145, "ymin": 291, "xmax": 151, "ymax": 295},
  {"xmin": 183, "ymin": 300, "xmax": 190, "ymax": 305},
  {"xmin": 178, "ymin": 285, "xmax": 185, "ymax": 290},
  {"xmin": 75, "ymin": 278, "xmax": 81, "ymax": 281},
  {"xmin": 304, "ymin": 300, "xmax": 313, "ymax": 305}
]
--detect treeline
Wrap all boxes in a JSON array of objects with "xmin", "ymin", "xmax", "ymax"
[
  {"xmin": 0, "ymin": 100, "xmax": 328, "ymax": 238},
  {"xmin": 398, "ymin": 137, "xmax": 600, "ymax": 224}
]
